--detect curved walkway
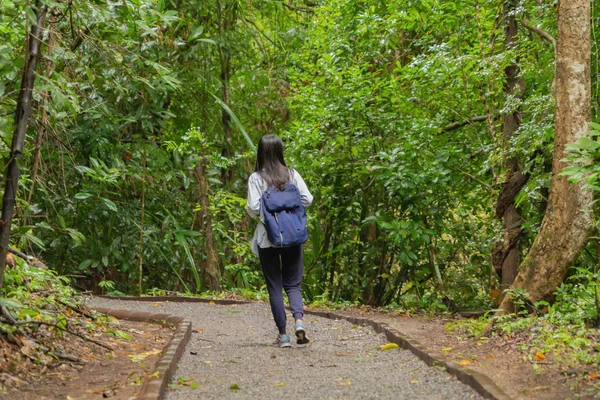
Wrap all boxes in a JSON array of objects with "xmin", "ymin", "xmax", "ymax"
[{"xmin": 91, "ymin": 298, "xmax": 482, "ymax": 400}]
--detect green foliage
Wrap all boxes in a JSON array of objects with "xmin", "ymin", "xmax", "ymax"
[
  {"xmin": 0, "ymin": 0, "xmax": 599, "ymax": 319},
  {"xmin": 0, "ymin": 256, "xmax": 124, "ymax": 337}
]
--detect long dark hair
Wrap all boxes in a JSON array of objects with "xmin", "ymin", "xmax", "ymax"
[{"xmin": 255, "ymin": 134, "xmax": 291, "ymax": 189}]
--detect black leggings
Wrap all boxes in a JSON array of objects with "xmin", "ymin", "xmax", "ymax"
[{"xmin": 258, "ymin": 245, "xmax": 305, "ymax": 335}]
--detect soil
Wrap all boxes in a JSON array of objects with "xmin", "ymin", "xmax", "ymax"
[
  {"xmin": 328, "ymin": 306, "xmax": 598, "ymax": 400},
  {"xmin": 0, "ymin": 319, "xmax": 172, "ymax": 400}
]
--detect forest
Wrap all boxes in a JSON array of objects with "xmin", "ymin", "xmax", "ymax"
[
  {"xmin": 1, "ymin": 0, "xmax": 600, "ymax": 348},
  {"xmin": 4, "ymin": 0, "xmax": 600, "ymax": 397}
]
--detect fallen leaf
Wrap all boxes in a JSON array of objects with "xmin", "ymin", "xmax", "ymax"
[
  {"xmin": 336, "ymin": 353, "xmax": 354, "ymax": 357},
  {"xmin": 194, "ymin": 328, "xmax": 204, "ymax": 333},
  {"xmin": 19, "ymin": 337, "xmax": 36, "ymax": 347},
  {"xmin": 339, "ymin": 381, "xmax": 352, "ymax": 386},
  {"xmin": 534, "ymin": 352, "xmax": 545, "ymax": 361},
  {"xmin": 458, "ymin": 360, "xmax": 471, "ymax": 365},
  {"xmin": 190, "ymin": 382, "xmax": 199, "ymax": 389},
  {"xmin": 230, "ymin": 384, "xmax": 240, "ymax": 390},
  {"xmin": 153, "ymin": 303, "xmax": 159, "ymax": 307},
  {"xmin": 589, "ymin": 372, "xmax": 600, "ymax": 379},
  {"xmin": 274, "ymin": 382, "xmax": 285, "ymax": 387},
  {"xmin": 209, "ymin": 301, "xmax": 216, "ymax": 305},
  {"xmin": 380, "ymin": 343, "xmax": 399, "ymax": 351},
  {"xmin": 441, "ymin": 347, "xmax": 452, "ymax": 353},
  {"xmin": 129, "ymin": 349, "xmax": 161, "ymax": 363},
  {"xmin": 485, "ymin": 355, "xmax": 495, "ymax": 359},
  {"xmin": 410, "ymin": 380, "xmax": 419, "ymax": 384}
]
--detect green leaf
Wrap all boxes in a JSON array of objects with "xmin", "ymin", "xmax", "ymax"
[
  {"xmin": 19, "ymin": 309, "xmax": 40, "ymax": 318},
  {"xmin": 197, "ymin": 38, "xmax": 217, "ymax": 45},
  {"xmin": 67, "ymin": 229, "xmax": 86, "ymax": 246},
  {"xmin": 0, "ymin": 297, "xmax": 24, "ymax": 310},
  {"xmin": 189, "ymin": 26, "xmax": 204, "ymax": 41},
  {"xmin": 78, "ymin": 259, "xmax": 93, "ymax": 271},
  {"xmin": 209, "ymin": 92, "xmax": 254, "ymax": 150},
  {"xmin": 74, "ymin": 192, "xmax": 93, "ymax": 200},
  {"xmin": 589, "ymin": 122, "xmax": 600, "ymax": 131},
  {"xmin": 57, "ymin": 315, "xmax": 67, "ymax": 330},
  {"xmin": 101, "ymin": 198, "xmax": 118, "ymax": 212}
]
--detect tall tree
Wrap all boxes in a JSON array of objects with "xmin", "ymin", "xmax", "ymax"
[
  {"xmin": 216, "ymin": 0, "xmax": 235, "ymax": 183},
  {"xmin": 194, "ymin": 159, "xmax": 221, "ymax": 291},
  {"xmin": 497, "ymin": 0, "xmax": 593, "ymax": 314},
  {"xmin": 0, "ymin": 2, "xmax": 47, "ymax": 292},
  {"xmin": 493, "ymin": 0, "xmax": 527, "ymax": 295}
]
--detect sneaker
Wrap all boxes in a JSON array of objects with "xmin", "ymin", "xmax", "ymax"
[
  {"xmin": 274, "ymin": 334, "xmax": 292, "ymax": 348},
  {"xmin": 295, "ymin": 321, "xmax": 309, "ymax": 344}
]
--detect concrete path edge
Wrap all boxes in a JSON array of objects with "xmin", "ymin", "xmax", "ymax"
[
  {"xmin": 91, "ymin": 305, "xmax": 192, "ymax": 400},
  {"xmin": 95, "ymin": 296, "xmax": 511, "ymax": 400}
]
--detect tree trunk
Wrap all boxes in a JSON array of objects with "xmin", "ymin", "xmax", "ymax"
[
  {"xmin": 27, "ymin": 15, "xmax": 55, "ymax": 207},
  {"xmin": 0, "ymin": 2, "xmax": 47, "ymax": 293},
  {"xmin": 194, "ymin": 159, "xmax": 221, "ymax": 292},
  {"xmin": 493, "ymin": 0, "xmax": 527, "ymax": 296},
  {"xmin": 497, "ymin": 0, "xmax": 593, "ymax": 314},
  {"xmin": 216, "ymin": 0, "xmax": 233, "ymax": 183}
]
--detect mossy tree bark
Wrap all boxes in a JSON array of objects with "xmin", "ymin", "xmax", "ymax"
[{"xmin": 497, "ymin": 0, "xmax": 593, "ymax": 314}]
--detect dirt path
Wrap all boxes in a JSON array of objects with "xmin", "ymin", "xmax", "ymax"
[{"xmin": 90, "ymin": 298, "xmax": 482, "ymax": 399}]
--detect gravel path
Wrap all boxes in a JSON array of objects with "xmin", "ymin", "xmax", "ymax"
[{"xmin": 89, "ymin": 298, "xmax": 482, "ymax": 400}]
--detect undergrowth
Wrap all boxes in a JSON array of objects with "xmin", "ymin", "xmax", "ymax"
[
  {"xmin": 446, "ymin": 279, "xmax": 600, "ymax": 370},
  {"xmin": 0, "ymin": 258, "xmax": 128, "ymax": 390}
]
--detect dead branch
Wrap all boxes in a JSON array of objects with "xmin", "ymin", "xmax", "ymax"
[
  {"xmin": 2, "ymin": 318, "xmax": 112, "ymax": 351},
  {"xmin": 57, "ymin": 299, "xmax": 96, "ymax": 320},
  {"xmin": 8, "ymin": 247, "xmax": 48, "ymax": 269},
  {"xmin": 49, "ymin": 350, "xmax": 81, "ymax": 363},
  {"xmin": 0, "ymin": 305, "xmax": 17, "ymax": 325}
]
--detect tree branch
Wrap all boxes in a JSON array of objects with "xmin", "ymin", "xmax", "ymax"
[
  {"xmin": 521, "ymin": 17, "xmax": 556, "ymax": 47},
  {"xmin": 7, "ymin": 247, "xmax": 48, "ymax": 269},
  {"xmin": 3, "ymin": 318, "xmax": 112, "ymax": 351},
  {"xmin": 282, "ymin": 1, "xmax": 315, "ymax": 14},
  {"xmin": 440, "ymin": 115, "xmax": 488, "ymax": 133}
]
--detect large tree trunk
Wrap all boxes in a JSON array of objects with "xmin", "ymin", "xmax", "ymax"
[
  {"xmin": 497, "ymin": 0, "xmax": 593, "ymax": 314},
  {"xmin": 493, "ymin": 0, "xmax": 527, "ymax": 296},
  {"xmin": 194, "ymin": 159, "xmax": 221, "ymax": 292},
  {"xmin": 0, "ymin": 2, "xmax": 47, "ymax": 293}
]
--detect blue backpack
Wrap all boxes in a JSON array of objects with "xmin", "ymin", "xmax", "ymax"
[{"xmin": 261, "ymin": 182, "xmax": 308, "ymax": 247}]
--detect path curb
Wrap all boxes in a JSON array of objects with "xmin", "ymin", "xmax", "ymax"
[
  {"xmin": 96, "ymin": 296, "xmax": 511, "ymax": 400},
  {"xmin": 91, "ymin": 306, "xmax": 192, "ymax": 400},
  {"xmin": 303, "ymin": 309, "xmax": 511, "ymax": 400}
]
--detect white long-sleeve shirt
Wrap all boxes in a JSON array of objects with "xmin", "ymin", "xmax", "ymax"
[{"xmin": 246, "ymin": 169, "xmax": 313, "ymax": 256}]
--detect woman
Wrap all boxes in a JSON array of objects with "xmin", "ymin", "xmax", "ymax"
[{"xmin": 247, "ymin": 134, "xmax": 313, "ymax": 348}]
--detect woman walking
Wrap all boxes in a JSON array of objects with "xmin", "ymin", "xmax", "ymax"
[{"xmin": 247, "ymin": 134, "xmax": 313, "ymax": 348}]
